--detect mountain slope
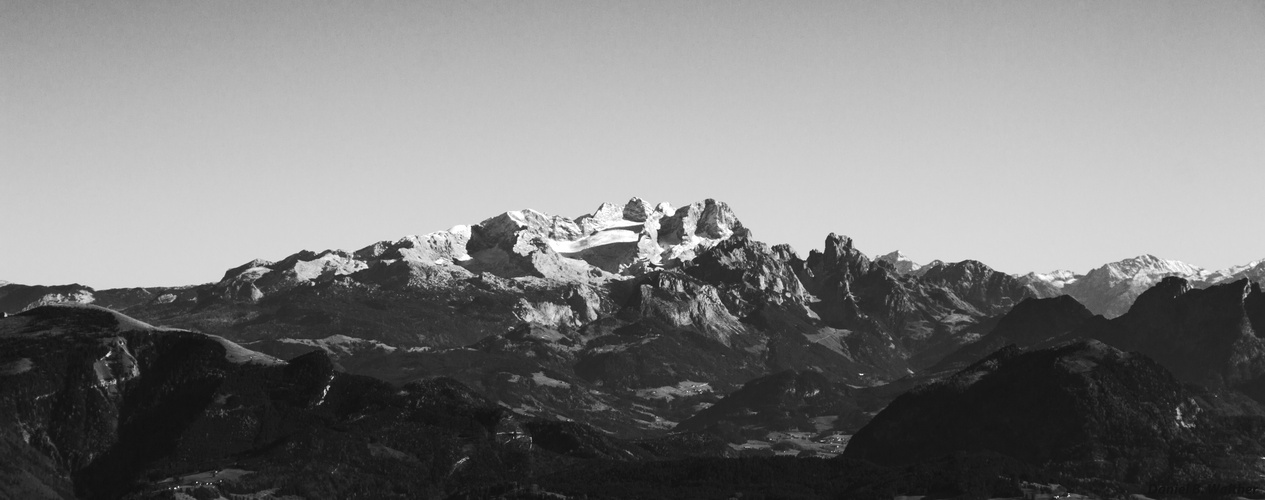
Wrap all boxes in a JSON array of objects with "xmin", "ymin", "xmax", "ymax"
[
  {"xmin": 844, "ymin": 340, "xmax": 1265, "ymax": 489},
  {"xmin": 931, "ymin": 295, "xmax": 1095, "ymax": 373},
  {"xmin": 0, "ymin": 304, "xmax": 579, "ymax": 499},
  {"xmin": 1086, "ymin": 277, "xmax": 1265, "ymax": 393}
]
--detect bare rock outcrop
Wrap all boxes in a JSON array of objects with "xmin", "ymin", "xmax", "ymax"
[{"xmin": 623, "ymin": 270, "xmax": 749, "ymax": 347}]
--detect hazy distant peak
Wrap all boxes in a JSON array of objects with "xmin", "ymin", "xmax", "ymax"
[
  {"xmin": 876, "ymin": 250, "xmax": 922, "ymax": 275},
  {"xmin": 878, "ymin": 250, "xmax": 911, "ymax": 260},
  {"xmin": 1205, "ymin": 258, "xmax": 1265, "ymax": 284}
]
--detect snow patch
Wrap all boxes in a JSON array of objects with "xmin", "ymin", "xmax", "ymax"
[
  {"xmin": 314, "ymin": 373, "xmax": 336, "ymax": 406},
  {"xmin": 278, "ymin": 334, "xmax": 397, "ymax": 355},
  {"xmin": 938, "ymin": 313, "xmax": 974, "ymax": 325},
  {"xmin": 547, "ymin": 228, "xmax": 640, "ymax": 254},
  {"xmin": 531, "ymin": 371, "xmax": 571, "ymax": 389}
]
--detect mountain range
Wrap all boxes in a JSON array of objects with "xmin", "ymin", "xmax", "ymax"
[{"xmin": 4, "ymin": 197, "xmax": 1265, "ymax": 499}]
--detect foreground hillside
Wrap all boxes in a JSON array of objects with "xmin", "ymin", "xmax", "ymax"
[{"xmin": 7, "ymin": 305, "xmax": 1265, "ymax": 499}]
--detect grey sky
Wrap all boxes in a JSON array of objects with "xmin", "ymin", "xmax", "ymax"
[{"xmin": 3, "ymin": 0, "xmax": 1264, "ymax": 289}]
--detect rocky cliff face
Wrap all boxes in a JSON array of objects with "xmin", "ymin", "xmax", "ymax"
[
  {"xmin": 680, "ymin": 230, "xmax": 811, "ymax": 318},
  {"xmin": 789, "ymin": 234, "xmax": 1046, "ymax": 372}
]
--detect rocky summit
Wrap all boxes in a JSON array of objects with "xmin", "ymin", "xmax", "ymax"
[{"xmin": 4, "ymin": 197, "xmax": 1265, "ymax": 499}]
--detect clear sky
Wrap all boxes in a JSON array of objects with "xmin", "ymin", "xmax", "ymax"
[{"xmin": 3, "ymin": 0, "xmax": 1264, "ymax": 289}]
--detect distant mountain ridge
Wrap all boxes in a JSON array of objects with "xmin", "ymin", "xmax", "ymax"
[
  {"xmin": 0, "ymin": 198, "xmax": 1061, "ymax": 442},
  {"xmin": 1020, "ymin": 254, "xmax": 1265, "ymax": 317},
  {"xmin": 4, "ymin": 198, "xmax": 1262, "ymax": 371},
  {"xmin": 5, "ymin": 197, "xmax": 1261, "ymax": 320},
  {"xmin": 879, "ymin": 251, "xmax": 1265, "ymax": 319}
]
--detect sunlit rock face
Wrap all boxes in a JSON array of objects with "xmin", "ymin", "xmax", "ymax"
[
  {"xmin": 624, "ymin": 270, "xmax": 750, "ymax": 348},
  {"xmin": 681, "ymin": 230, "xmax": 812, "ymax": 318},
  {"xmin": 0, "ymin": 284, "xmax": 97, "ymax": 314}
]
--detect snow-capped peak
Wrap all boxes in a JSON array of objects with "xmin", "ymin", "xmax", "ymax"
[
  {"xmin": 1093, "ymin": 254, "xmax": 1208, "ymax": 282},
  {"xmin": 1020, "ymin": 269, "xmax": 1081, "ymax": 289},
  {"xmin": 1204, "ymin": 258, "xmax": 1265, "ymax": 285},
  {"xmin": 1060, "ymin": 254, "xmax": 1211, "ymax": 318}
]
